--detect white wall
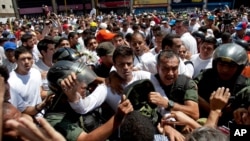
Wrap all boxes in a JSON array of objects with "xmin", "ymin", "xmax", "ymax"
[{"xmin": 0, "ymin": 0, "xmax": 14, "ymax": 15}]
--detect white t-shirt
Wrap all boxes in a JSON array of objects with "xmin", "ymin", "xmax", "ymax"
[
  {"xmin": 134, "ymin": 52, "xmax": 154, "ymax": 68},
  {"xmin": 0, "ymin": 46, "xmax": 5, "ymax": 65},
  {"xmin": 150, "ymin": 48, "xmax": 161, "ymax": 56},
  {"xmin": 32, "ymin": 45, "xmax": 41, "ymax": 63},
  {"xmin": 35, "ymin": 59, "xmax": 50, "ymax": 72},
  {"xmin": 191, "ymin": 54, "xmax": 213, "ymax": 78},
  {"xmin": 69, "ymin": 70, "xmax": 152, "ymax": 114},
  {"xmin": 138, "ymin": 54, "xmax": 187, "ymax": 76},
  {"xmin": 2, "ymin": 59, "xmax": 17, "ymax": 73},
  {"xmin": 34, "ymin": 59, "xmax": 50, "ymax": 91},
  {"xmin": 8, "ymin": 68, "xmax": 42, "ymax": 112}
]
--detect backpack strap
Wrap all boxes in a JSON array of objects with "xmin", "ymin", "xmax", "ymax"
[
  {"xmin": 184, "ymin": 60, "xmax": 194, "ymax": 67},
  {"xmin": 172, "ymin": 75, "xmax": 190, "ymax": 92},
  {"xmin": 170, "ymin": 75, "xmax": 191, "ymax": 103}
]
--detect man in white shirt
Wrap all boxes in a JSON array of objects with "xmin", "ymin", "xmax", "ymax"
[
  {"xmin": 191, "ymin": 36, "xmax": 217, "ymax": 78},
  {"xmin": 130, "ymin": 32, "xmax": 154, "ymax": 68},
  {"xmin": 137, "ymin": 34, "xmax": 189, "ymax": 77},
  {"xmin": 2, "ymin": 41, "xmax": 17, "ymax": 73},
  {"xmin": 34, "ymin": 38, "xmax": 55, "ymax": 99},
  {"xmin": 8, "ymin": 47, "xmax": 46, "ymax": 116},
  {"xmin": 68, "ymin": 46, "xmax": 152, "ymax": 114}
]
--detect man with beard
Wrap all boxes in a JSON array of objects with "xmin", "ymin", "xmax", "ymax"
[{"xmin": 20, "ymin": 33, "xmax": 40, "ymax": 62}]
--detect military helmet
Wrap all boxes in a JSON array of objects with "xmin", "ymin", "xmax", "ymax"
[
  {"xmin": 212, "ymin": 43, "xmax": 248, "ymax": 75},
  {"xmin": 47, "ymin": 60, "xmax": 97, "ymax": 93},
  {"xmin": 213, "ymin": 43, "xmax": 248, "ymax": 66},
  {"xmin": 123, "ymin": 79, "xmax": 158, "ymax": 125},
  {"xmin": 234, "ymin": 39, "xmax": 250, "ymax": 51},
  {"xmin": 192, "ymin": 31, "xmax": 205, "ymax": 41},
  {"xmin": 52, "ymin": 47, "xmax": 81, "ymax": 63}
]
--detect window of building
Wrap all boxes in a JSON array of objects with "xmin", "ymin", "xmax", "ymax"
[{"xmin": 2, "ymin": 5, "xmax": 5, "ymax": 9}]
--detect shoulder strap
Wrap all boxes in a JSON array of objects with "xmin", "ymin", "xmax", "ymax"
[
  {"xmin": 170, "ymin": 75, "xmax": 191, "ymax": 103},
  {"xmin": 184, "ymin": 60, "xmax": 194, "ymax": 66},
  {"xmin": 172, "ymin": 75, "xmax": 190, "ymax": 91}
]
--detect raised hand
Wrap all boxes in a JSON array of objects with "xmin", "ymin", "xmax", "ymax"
[
  {"xmin": 209, "ymin": 87, "xmax": 230, "ymax": 112},
  {"xmin": 6, "ymin": 117, "xmax": 66, "ymax": 141}
]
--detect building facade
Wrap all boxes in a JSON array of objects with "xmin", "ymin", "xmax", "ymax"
[
  {"xmin": 0, "ymin": 0, "xmax": 15, "ymax": 17},
  {"xmin": 5, "ymin": 0, "xmax": 249, "ymax": 18}
]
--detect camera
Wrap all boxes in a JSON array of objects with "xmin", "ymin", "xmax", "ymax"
[{"xmin": 222, "ymin": 13, "xmax": 232, "ymax": 25}]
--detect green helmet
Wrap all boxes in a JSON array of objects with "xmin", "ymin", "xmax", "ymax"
[
  {"xmin": 123, "ymin": 79, "xmax": 158, "ymax": 125},
  {"xmin": 52, "ymin": 47, "xmax": 81, "ymax": 63},
  {"xmin": 213, "ymin": 43, "xmax": 248, "ymax": 74},
  {"xmin": 47, "ymin": 60, "xmax": 97, "ymax": 93}
]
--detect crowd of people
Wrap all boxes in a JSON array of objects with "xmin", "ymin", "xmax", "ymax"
[{"xmin": 0, "ymin": 4, "xmax": 250, "ymax": 141}]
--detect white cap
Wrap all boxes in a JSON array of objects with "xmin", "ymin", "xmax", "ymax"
[
  {"xmin": 150, "ymin": 21, "xmax": 156, "ymax": 26},
  {"xmin": 99, "ymin": 22, "xmax": 107, "ymax": 29},
  {"xmin": 206, "ymin": 29, "xmax": 214, "ymax": 37},
  {"xmin": 77, "ymin": 29, "xmax": 83, "ymax": 34}
]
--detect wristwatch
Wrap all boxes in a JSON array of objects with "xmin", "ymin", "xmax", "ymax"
[{"xmin": 167, "ymin": 100, "xmax": 175, "ymax": 110}]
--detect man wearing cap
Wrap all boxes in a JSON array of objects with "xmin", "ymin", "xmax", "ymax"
[
  {"xmin": 160, "ymin": 19, "xmax": 171, "ymax": 36},
  {"xmin": 96, "ymin": 23, "xmax": 116, "ymax": 43},
  {"xmin": 205, "ymin": 15, "xmax": 220, "ymax": 38},
  {"xmin": 2, "ymin": 41, "xmax": 17, "ymax": 72},
  {"xmin": 94, "ymin": 42, "xmax": 115, "ymax": 78},
  {"xmin": 62, "ymin": 24, "xmax": 71, "ymax": 38},
  {"xmin": 7, "ymin": 34, "xmax": 17, "ymax": 44},
  {"xmin": 189, "ymin": 15, "xmax": 201, "ymax": 33},
  {"xmin": 231, "ymin": 22, "xmax": 250, "ymax": 42},
  {"xmin": 169, "ymin": 19, "xmax": 176, "ymax": 34}
]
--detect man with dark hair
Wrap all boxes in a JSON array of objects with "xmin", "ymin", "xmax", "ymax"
[
  {"xmin": 137, "ymin": 34, "xmax": 189, "ymax": 77},
  {"xmin": 35, "ymin": 38, "xmax": 56, "ymax": 99},
  {"xmin": 20, "ymin": 34, "xmax": 34, "ymax": 51},
  {"xmin": 9, "ymin": 47, "xmax": 48, "ymax": 116},
  {"xmin": 68, "ymin": 46, "xmax": 151, "ymax": 114},
  {"xmin": 120, "ymin": 111, "xmax": 168, "ymax": 141},
  {"xmin": 112, "ymin": 32, "xmax": 129, "ymax": 48},
  {"xmin": 221, "ymin": 32, "xmax": 232, "ymax": 44},
  {"xmin": 191, "ymin": 36, "xmax": 217, "ymax": 78},
  {"xmin": 20, "ymin": 33, "xmax": 40, "ymax": 62},
  {"xmin": 149, "ymin": 50, "xmax": 199, "ymax": 140},
  {"xmin": 68, "ymin": 32, "xmax": 82, "ymax": 52}
]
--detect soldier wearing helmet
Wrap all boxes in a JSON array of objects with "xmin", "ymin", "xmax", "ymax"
[
  {"xmin": 45, "ymin": 60, "xmax": 133, "ymax": 141},
  {"xmin": 193, "ymin": 43, "xmax": 250, "ymax": 126}
]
